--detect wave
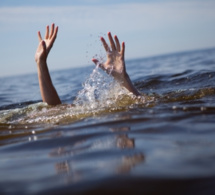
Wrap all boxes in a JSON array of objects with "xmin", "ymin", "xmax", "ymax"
[
  {"xmin": 0, "ymin": 68, "xmax": 214, "ymax": 125},
  {"xmin": 0, "ymin": 67, "xmax": 147, "ymax": 125}
]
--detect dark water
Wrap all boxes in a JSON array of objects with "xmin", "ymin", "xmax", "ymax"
[{"xmin": 0, "ymin": 48, "xmax": 215, "ymax": 194}]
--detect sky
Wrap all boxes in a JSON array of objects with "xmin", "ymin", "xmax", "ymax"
[{"xmin": 0, "ymin": 0, "xmax": 215, "ymax": 77}]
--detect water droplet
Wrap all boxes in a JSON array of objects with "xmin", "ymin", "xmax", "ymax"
[
  {"xmin": 200, "ymin": 107, "xmax": 206, "ymax": 111},
  {"xmin": 172, "ymin": 106, "xmax": 177, "ymax": 110}
]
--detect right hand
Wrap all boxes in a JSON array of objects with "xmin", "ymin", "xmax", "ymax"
[
  {"xmin": 92, "ymin": 32, "xmax": 127, "ymax": 82},
  {"xmin": 35, "ymin": 23, "xmax": 58, "ymax": 63}
]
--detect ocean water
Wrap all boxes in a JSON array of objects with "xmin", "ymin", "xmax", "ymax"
[{"xmin": 0, "ymin": 48, "xmax": 215, "ymax": 194}]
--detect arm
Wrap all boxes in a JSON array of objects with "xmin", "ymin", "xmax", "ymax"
[
  {"xmin": 92, "ymin": 32, "xmax": 140, "ymax": 96},
  {"xmin": 35, "ymin": 24, "xmax": 61, "ymax": 105}
]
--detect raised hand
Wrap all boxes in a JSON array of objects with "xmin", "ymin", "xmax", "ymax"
[
  {"xmin": 92, "ymin": 32, "xmax": 126, "ymax": 82},
  {"xmin": 35, "ymin": 23, "xmax": 58, "ymax": 63},
  {"xmin": 92, "ymin": 32, "xmax": 140, "ymax": 96},
  {"xmin": 35, "ymin": 24, "xmax": 61, "ymax": 105}
]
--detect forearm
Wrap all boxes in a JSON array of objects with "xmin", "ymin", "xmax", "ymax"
[
  {"xmin": 120, "ymin": 73, "xmax": 140, "ymax": 96},
  {"xmin": 37, "ymin": 61, "xmax": 61, "ymax": 105}
]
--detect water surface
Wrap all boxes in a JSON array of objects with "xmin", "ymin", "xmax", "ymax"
[{"xmin": 0, "ymin": 48, "xmax": 215, "ymax": 194}]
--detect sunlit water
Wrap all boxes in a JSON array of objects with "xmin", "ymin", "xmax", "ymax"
[{"xmin": 0, "ymin": 48, "xmax": 215, "ymax": 194}]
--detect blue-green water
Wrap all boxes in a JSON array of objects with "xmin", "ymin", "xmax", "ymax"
[{"xmin": 0, "ymin": 48, "xmax": 215, "ymax": 194}]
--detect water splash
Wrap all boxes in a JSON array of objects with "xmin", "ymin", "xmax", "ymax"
[
  {"xmin": 0, "ymin": 66, "xmax": 146, "ymax": 125},
  {"xmin": 73, "ymin": 65, "xmax": 129, "ymax": 111}
]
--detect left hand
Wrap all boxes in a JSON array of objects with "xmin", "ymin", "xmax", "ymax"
[{"xmin": 35, "ymin": 23, "xmax": 58, "ymax": 63}]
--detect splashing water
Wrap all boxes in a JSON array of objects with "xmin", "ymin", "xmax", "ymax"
[
  {"xmin": 0, "ymin": 65, "xmax": 146, "ymax": 125},
  {"xmin": 74, "ymin": 64, "xmax": 130, "ymax": 110}
]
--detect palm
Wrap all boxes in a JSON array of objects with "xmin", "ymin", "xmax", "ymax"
[
  {"xmin": 43, "ymin": 37, "xmax": 54, "ymax": 55},
  {"xmin": 35, "ymin": 24, "xmax": 58, "ymax": 63},
  {"xmin": 92, "ymin": 32, "xmax": 126, "ymax": 81},
  {"xmin": 104, "ymin": 51, "xmax": 125, "ymax": 78}
]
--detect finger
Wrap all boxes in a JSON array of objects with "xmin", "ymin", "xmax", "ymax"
[
  {"xmin": 50, "ymin": 26, "xmax": 58, "ymax": 45},
  {"xmin": 121, "ymin": 42, "xmax": 125, "ymax": 59},
  {"xmin": 114, "ymin": 35, "xmax": 120, "ymax": 52},
  {"xmin": 92, "ymin": 58, "xmax": 102, "ymax": 67},
  {"xmin": 46, "ymin": 26, "xmax": 58, "ymax": 49},
  {"xmin": 92, "ymin": 58, "xmax": 105, "ymax": 70},
  {"xmin": 45, "ymin": 25, "xmax": 49, "ymax": 39},
  {"xmin": 101, "ymin": 37, "xmax": 110, "ymax": 52},
  {"xmin": 49, "ymin": 23, "xmax": 55, "ymax": 38},
  {"xmin": 41, "ymin": 40, "xmax": 46, "ymax": 51},
  {"xmin": 37, "ymin": 31, "xmax": 42, "ymax": 42},
  {"xmin": 53, "ymin": 26, "xmax": 58, "ymax": 40},
  {"xmin": 108, "ymin": 32, "xmax": 116, "ymax": 51},
  {"xmin": 92, "ymin": 58, "xmax": 99, "ymax": 65}
]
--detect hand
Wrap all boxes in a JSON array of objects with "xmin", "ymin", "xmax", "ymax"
[
  {"xmin": 35, "ymin": 23, "xmax": 58, "ymax": 63},
  {"xmin": 92, "ymin": 32, "xmax": 127, "ymax": 82},
  {"xmin": 92, "ymin": 32, "xmax": 140, "ymax": 96}
]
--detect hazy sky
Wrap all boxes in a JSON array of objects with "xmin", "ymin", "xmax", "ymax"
[{"xmin": 0, "ymin": 0, "xmax": 215, "ymax": 77}]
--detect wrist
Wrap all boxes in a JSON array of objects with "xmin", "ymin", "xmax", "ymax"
[
  {"xmin": 121, "ymin": 73, "xmax": 131, "ymax": 86},
  {"xmin": 119, "ymin": 73, "xmax": 140, "ymax": 96},
  {"xmin": 36, "ymin": 59, "xmax": 47, "ymax": 66},
  {"xmin": 36, "ymin": 60, "xmax": 48, "ymax": 73},
  {"xmin": 35, "ymin": 54, "xmax": 47, "ymax": 64},
  {"xmin": 116, "ymin": 72, "xmax": 130, "ymax": 82}
]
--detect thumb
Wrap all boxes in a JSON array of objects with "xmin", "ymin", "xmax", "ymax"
[
  {"xmin": 92, "ymin": 58, "xmax": 99, "ymax": 65},
  {"xmin": 92, "ymin": 58, "xmax": 107, "ymax": 72},
  {"xmin": 41, "ymin": 40, "xmax": 46, "ymax": 51}
]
